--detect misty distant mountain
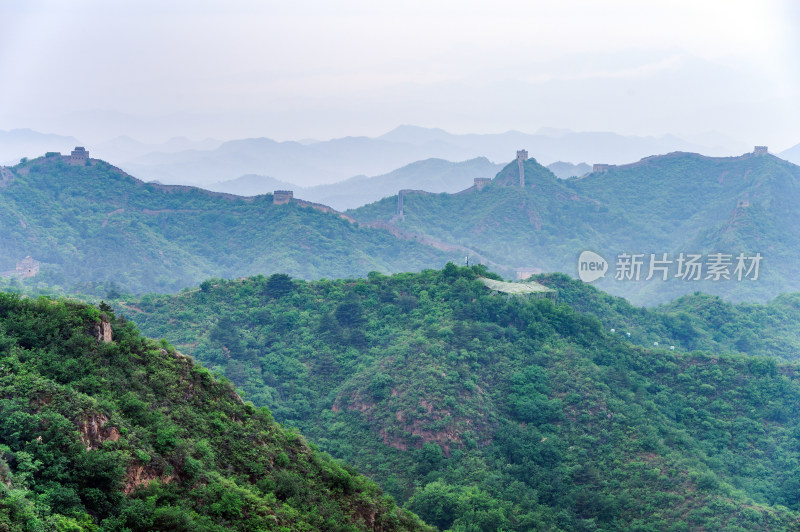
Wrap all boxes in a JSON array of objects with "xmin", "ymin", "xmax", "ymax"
[
  {"xmin": 546, "ymin": 161, "xmax": 592, "ymax": 178},
  {"xmin": 112, "ymin": 125, "xmax": 742, "ymax": 187},
  {"xmin": 205, "ymin": 157, "xmax": 503, "ymax": 210},
  {"xmin": 0, "ymin": 129, "xmax": 81, "ymax": 165},
  {"xmin": 204, "ymin": 174, "xmax": 297, "ymax": 196},
  {"xmin": 301, "ymin": 157, "xmax": 503, "ymax": 210},
  {"xmin": 121, "ymin": 136, "xmax": 475, "ymax": 187},
  {"xmin": 8, "ymin": 124, "xmax": 754, "ymax": 191},
  {"xmin": 379, "ymin": 125, "xmax": 748, "ymax": 166},
  {"xmin": 779, "ymin": 142, "xmax": 800, "ymax": 166},
  {"xmin": 92, "ymin": 135, "xmax": 222, "ymax": 164}
]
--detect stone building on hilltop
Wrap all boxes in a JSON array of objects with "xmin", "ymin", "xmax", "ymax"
[
  {"xmin": 68, "ymin": 147, "xmax": 89, "ymax": 166},
  {"xmin": 16, "ymin": 256, "xmax": 39, "ymax": 278},
  {"xmin": 273, "ymin": 190, "xmax": 294, "ymax": 204}
]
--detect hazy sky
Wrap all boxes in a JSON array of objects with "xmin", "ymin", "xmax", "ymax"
[{"xmin": 1, "ymin": 0, "xmax": 798, "ymax": 149}]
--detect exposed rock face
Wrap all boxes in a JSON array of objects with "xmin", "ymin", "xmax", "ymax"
[
  {"xmin": 78, "ymin": 413, "xmax": 120, "ymax": 450},
  {"xmin": 123, "ymin": 464, "xmax": 174, "ymax": 495},
  {"xmin": 94, "ymin": 317, "xmax": 113, "ymax": 343}
]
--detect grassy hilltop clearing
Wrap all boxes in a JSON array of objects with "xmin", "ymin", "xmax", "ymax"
[
  {"xmin": 121, "ymin": 265, "xmax": 800, "ymax": 530},
  {"xmin": 0, "ymin": 293, "xmax": 429, "ymax": 531}
]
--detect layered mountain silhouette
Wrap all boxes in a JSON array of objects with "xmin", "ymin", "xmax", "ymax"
[
  {"xmin": 112, "ymin": 125, "xmax": 744, "ymax": 187},
  {"xmin": 206, "ymin": 157, "xmax": 503, "ymax": 210},
  {"xmin": 2, "ymin": 147, "xmax": 797, "ymax": 304},
  {"xmin": 351, "ymin": 149, "xmax": 800, "ymax": 304}
]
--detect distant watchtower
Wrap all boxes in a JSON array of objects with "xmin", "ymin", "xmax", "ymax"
[
  {"xmin": 68, "ymin": 147, "xmax": 89, "ymax": 166},
  {"xmin": 753, "ymin": 146, "xmax": 768, "ymax": 156},
  {"xmin": 593, "ymin": 164, "xmax": 612, "ymax": 173},
  {"xmin": 16, "ymin": 256, "xmax": 39, "ymax": 278},
  {"xmin": 516, "ymin": 150, "xmax": 528, "ymax": 187},
  {"xmin": 473, "ymin": 177, "xmax": 491, "ymax": 191},
  {"xmin": 273, "ymin": 190, "xmax": 293, "ymax": 205}
]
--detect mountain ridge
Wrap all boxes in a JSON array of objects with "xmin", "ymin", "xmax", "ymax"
[
  {"xmin": 0, "ymin": 155, "xmax": 454, "ymax": 295},
  {"xmin": 350, "ymin": 149, "xmax": 800, "ymax": 304},
  {"xmin": 98, "ymin": 125, "xmax": 746, "ymax": 187},
  {"xmin": 4, "ymin": 148, "xmax": 798, "ymax": 304}
]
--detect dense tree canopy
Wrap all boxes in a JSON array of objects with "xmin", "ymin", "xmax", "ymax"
[
  {"xmin": 0, "ymin": 293, "xmax": 428, "ymax": 531},
  {"xmin": 123, "ymin": 265, "xmax": 800, "ymax": 530}
]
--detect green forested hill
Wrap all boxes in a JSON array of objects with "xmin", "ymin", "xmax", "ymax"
[
  {"xmin": 350, "ymin": 152, "xmax": 800, "ymax": 304},
  {"xmin": 122, "ymin": 266, "xmax": 800, "ymax": 530},
  {"xmin": 3, "ymin": 150, "xmax": 796, "ymax": 305},
  {"xmin": 537, "ymin": 273, "xmax": 800, "ymax": 360},
  {"xmin": 0, "ymin": 156, "xmax": 450, "ymax": 296},
  {"xmin": 350, "ymin": 157, "xmax": 623, "ymax": 274},
  {"xmin": 0, "ymin": 293, "xmax": 428, "ymax": 531}
]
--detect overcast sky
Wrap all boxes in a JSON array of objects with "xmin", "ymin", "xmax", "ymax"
[{"xmin": 1, "ymin": 0, "xmax": 798, "ymax": 149}]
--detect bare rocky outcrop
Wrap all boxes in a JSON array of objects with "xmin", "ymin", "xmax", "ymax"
[
  {"xmin": 94, "ymin": 317, "xmax": 113, "ymax": 343},
  {"xmin": 124, "ymin": 464, "xmax": 174, "ymax": 495},
  {"xmin": 78, "ymin": 413, "xmax": 120, "ymax": 450},
  {"xmin": 334, "ymin": 392, "xmax": 469, "ymax": 455}
]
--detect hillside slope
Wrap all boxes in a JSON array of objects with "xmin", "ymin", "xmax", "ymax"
[
  {"xmin": 537, "ymin": 273, "xmax": 800, "ymax": 360},
  {"xmin": 0, "ymin": 155, "xmax": 452, "ymax": 295},
  {"xmin": 122, "ymin": 266, "xmax": 800, "ymax": 530},
  {"xmin": 350, "ymin": 157, "xmax": 643, "ymax": 277},
  {"xmin": 351, "ymin": 152, "xmax": 800, "ymax": 304},
  {"xmin": 0, "ymin": 293, "xmax": 428, "ymax": 530}
]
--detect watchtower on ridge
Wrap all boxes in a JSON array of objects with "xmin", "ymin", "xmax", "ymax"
[
  {"xmin": 68, "ymin": 147, "xmax": 89, "ymax": 166},
  {"xmin": 273, "ymin": 190, "xmax": 294, "ymax": 204},
  {"xmin": 516, "ymin": 150, "xmax": 528, "ymax": 187},
  {"xmin": 473, "ymin": 177, "xmax": 491, "ymax": 190}
]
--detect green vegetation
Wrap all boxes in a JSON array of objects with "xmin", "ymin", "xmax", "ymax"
[
  {"xmin": 0, "ymin": 156, "xmax": 450, "ymax": 296},
  {"xmin": 0, "ymin": 293, "xmax": 428, "ymax": 530},
  {"xmin": 350, "ymin": 153, "xmax": 800, "ymax": 304},
  {"xmin": 3, "ymin": 151, "xmax": 798, "ymax": 304},
  {"xmin": 539, "ymin": 273, "xmax": 800, "ymax": 360},
  {"xmin": 123, "ymin": 265, "xmax": 800, "ymax": 530}
]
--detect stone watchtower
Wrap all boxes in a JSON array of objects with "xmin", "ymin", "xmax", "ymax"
[
  {"xmin": 273, "ymin": 190, "xmax": 294, "ymax": 205},
  {"xmin": 753, "ymin": 146, "xmax": 768, "ymax": 156},
  {"xmin": 473, "ymin": 177, "xmax": 491, "ymax": 191},
  {"xmin": 68, "ymin": 147, "xmax": 89, "ymax": 166},
  {"xmin": 516, "ymin": 150, "xmax": 528, "ymax": 187},
  {"xmin": 16, "ymin": 256, "xmax": 39, "ymax": 278},
  {"xmin": 593, "ymin": 164, "xmax": 613, "ymax": 173}
]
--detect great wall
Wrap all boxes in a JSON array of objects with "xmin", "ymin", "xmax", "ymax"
[
  {"xmin": 267, "ymin": 150, "xmax": 544, "ymax": 279},
  {"xmin": 4, "ymin": 145, "xmax": 770, "ymax": 284}
]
